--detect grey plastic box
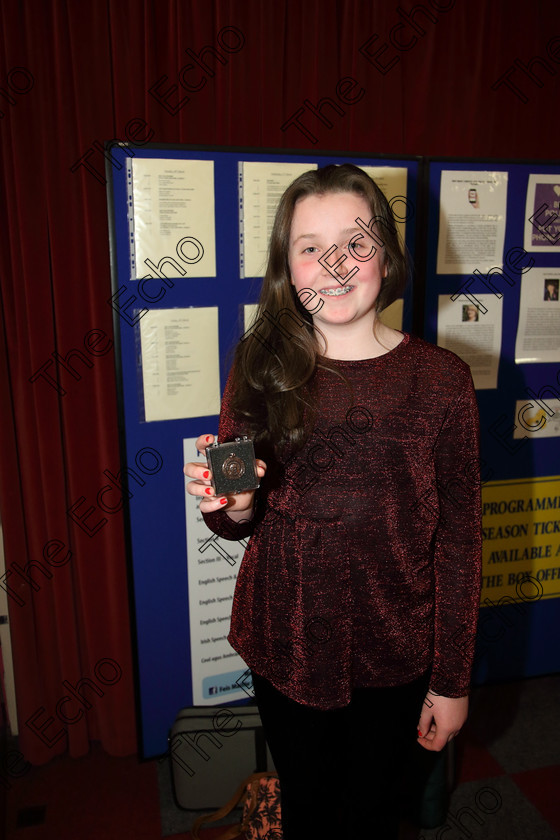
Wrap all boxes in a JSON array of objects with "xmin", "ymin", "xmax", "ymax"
[{"xmin": 168, "ymin": 704, "xmax": 276, "ymax": 809}]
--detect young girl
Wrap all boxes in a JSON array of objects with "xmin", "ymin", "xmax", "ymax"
[{"xmin": 184, "ymin": 164, "xmax": 482, "ymax": 839}]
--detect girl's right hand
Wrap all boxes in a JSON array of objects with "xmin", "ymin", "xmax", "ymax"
[{"xmin": 183, "ymin": 433, "xmax": 266, "ymax": 517}]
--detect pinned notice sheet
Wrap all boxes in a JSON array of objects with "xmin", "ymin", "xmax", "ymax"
[
  {"xmin": 239, "ymin": 161, "xmax": 317, "ymax": 277},
  {"xmin": 183, "ymin": 436, "xmax": 248, "ymax": 705},
  {"xmin": 436, "ymin": 171, "xmax": 508, "ymax": 275},
  {"xmin": 379, "ymin": 298, "xmax": 404, "ymax": 331},
  {"xmin": 524, "ymin": 174, "xmax": 560, "ymax": 252},
  {"xmin": 359, "ymin": 166, "xmax": 409, "ymax": 247},
  {"xmin": 139, "ymin": 308, "xmax": 220, "ymax": 422},
  {"xmin": 437, "ymin": 294, "xmax": 502, "ymax": 389},
  {"xmin": 515, "ymin": 268, "xmax": 560, "ymax": 364},
  {"xmin": 130, "ymin": 158, "xmax": 216, "ymax": 279}
]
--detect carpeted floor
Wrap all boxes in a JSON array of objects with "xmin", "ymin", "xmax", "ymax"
[
  {"xmin": 2, "ymin": 674, "xmax": 560, "ymax": 839},
  {"xmin": 417, "ymin": 675, "xmax": 560, "ymax": 840}
]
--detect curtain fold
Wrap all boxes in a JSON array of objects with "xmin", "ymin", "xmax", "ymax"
[{"xmin": 0, "ymin": 0, "xmax": 557, "ymax": 765}]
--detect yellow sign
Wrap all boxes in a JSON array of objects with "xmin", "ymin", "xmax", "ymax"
[{"xmin": 481, "ymin": 475, "xmax": 560, "ymax": 604}]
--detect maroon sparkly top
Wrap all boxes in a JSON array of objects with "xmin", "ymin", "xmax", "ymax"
[{"xmin": 203, "ymin": 333, "xmax": 482, "ymax": 709}]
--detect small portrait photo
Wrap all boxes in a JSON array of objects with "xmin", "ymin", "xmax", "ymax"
[
  {"xmin": 462, "ymin": 304, "xmax": 479, "ymax": 322},
  {"xmin": 544, "ymin": 279, "xmax": 559, "ymax": 301}
]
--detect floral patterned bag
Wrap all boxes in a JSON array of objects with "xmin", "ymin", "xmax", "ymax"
[{"xmin": 191, "ymin": 772, "xmax": 282, "ymax": 840}]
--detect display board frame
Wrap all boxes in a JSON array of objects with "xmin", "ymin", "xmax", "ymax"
[
  {"xmin": 108, "ymin": 146, "xmax": 560, "ymax": 758},
  {"xmin": 423, "ymin": 157, "xmax": 560, "ymax": 687},
  {"xmin": 106, "ymin": 144, "xmax": 422, "ymax": 758}
]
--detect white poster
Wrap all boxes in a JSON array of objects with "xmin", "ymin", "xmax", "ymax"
[
  {"xmin": 513, "ymin": 401, "xmax": 560, "ymax": 439},
  {"xmin": 379, "ymin": 298, "xmax": 404, "ymax": 331},
  {"xmin": 139, "ymin": 308, "xmax": 220, "ymax": 421},
  {"xmin": 524, "ymin": 174, "xmax": 560, "ymax": 252},
  {"xmin": 437, "ymin": 294, "xmax": 503, "ymax": 389},
  {"xmin": 437, "ymin": 171, "xmax": 508, "ymax": 275},
  {"xmin": 183, "ymin": 438, "xmax": 249, "ymax": 705},
  {"xmin": 130, "ymin": 158, "xmax": 216, "ymax": 278},
  {"xmin": 515, "ymin": 268, "xmax": 560, "ymax": 364},
  {"xmin": 240, "ymin": 161, "xmax": 317, "ymax": 278},
  {"xmin": 359, "ymin": 166, "xmax": 409, "ymax": 246},
  {"xmin": 244, "ymin": 303, "xmax": 259, "ymax": 332}
]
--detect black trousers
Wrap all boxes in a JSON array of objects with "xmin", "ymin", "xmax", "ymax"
[{"xmin": 251, "ymin": 670, "xmax": 430, "ymax": 840}]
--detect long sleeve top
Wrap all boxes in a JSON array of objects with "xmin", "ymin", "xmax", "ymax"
[{"xmin": 203, "ymin": 333, "xmax": 482, "ymax": 710}]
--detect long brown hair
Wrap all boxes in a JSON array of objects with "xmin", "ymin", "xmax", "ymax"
[{"xmin": 230, "ymin": 163, "xmax": 408, "ymax": 451}]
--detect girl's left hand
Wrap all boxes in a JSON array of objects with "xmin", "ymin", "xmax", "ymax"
[{"xmin": 416, "ymin": 692, "xmax": 468, "ymax": 752}]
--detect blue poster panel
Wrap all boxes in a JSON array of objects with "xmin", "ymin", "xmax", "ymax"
[
  {"xmin": 424, "ymin": 159, "xmax": 560, "ymax": 688},
  {"xmin": 107, "ymin": 145, "xmax": 421, "ymax": 757}
]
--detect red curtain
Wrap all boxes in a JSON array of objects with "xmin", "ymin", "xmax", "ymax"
[{"xmin": 0, "ymin": 0, "xmax": 558, "ymax": 765}]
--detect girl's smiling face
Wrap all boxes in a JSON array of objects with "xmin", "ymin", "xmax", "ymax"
[{"xmin": 288, "ymin": 191, "xmax": 387, "ymax": 332}]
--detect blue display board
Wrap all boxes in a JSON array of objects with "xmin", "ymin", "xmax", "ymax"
[
  {"xmin": 423, "ymin": 159, "xmax": 560, "ymax": 687},
  {"xmin": 107, "ymin": 145, "xmax": 421, "ymax": 758}
]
